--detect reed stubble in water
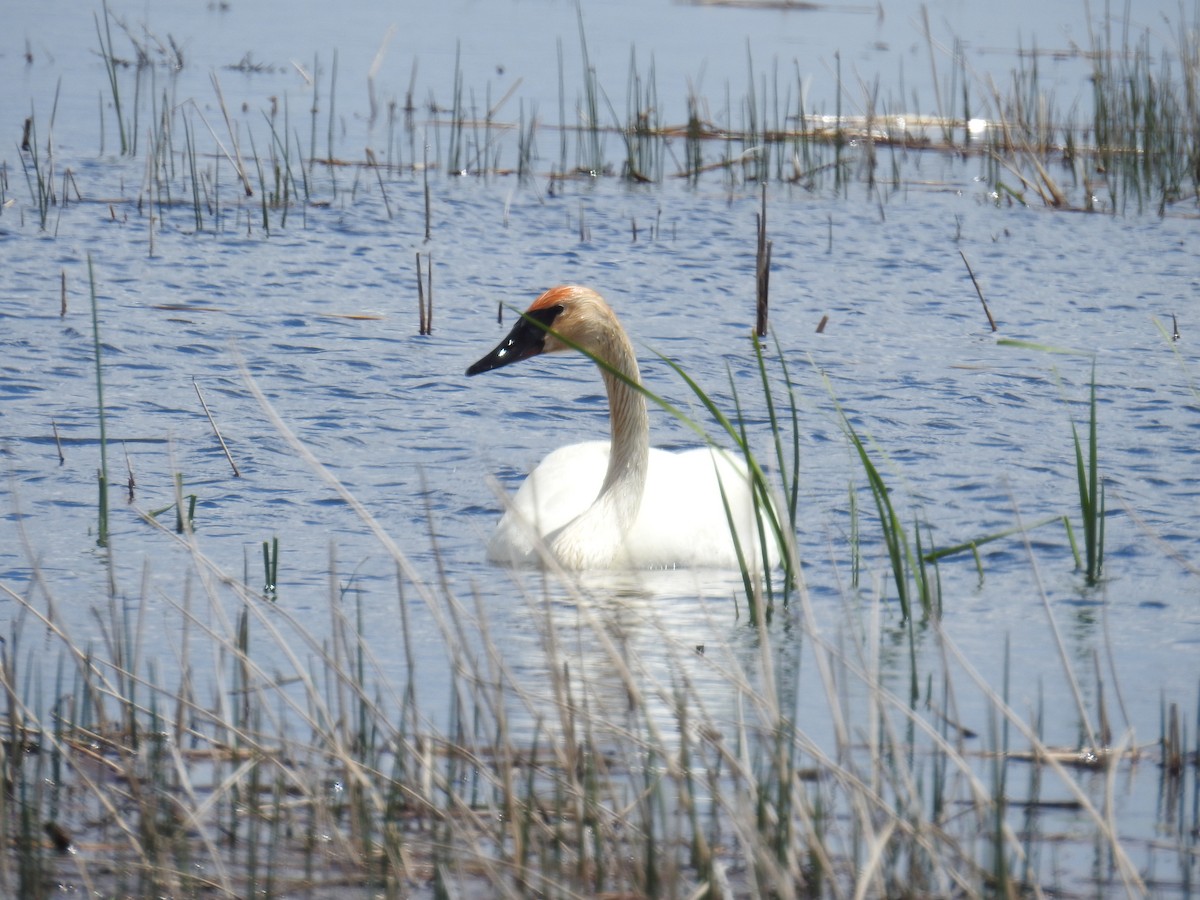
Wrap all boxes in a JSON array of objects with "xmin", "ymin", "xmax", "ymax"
[{"xmin": 50, "ymin": 0, "xmax": 1193, "ymax": 223}]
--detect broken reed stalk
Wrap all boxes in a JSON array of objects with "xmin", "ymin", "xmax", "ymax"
[
  {"xmin": 959, "ymin": 250, "xmax": 997, "ymax": 331},
  {"xmin": 755, "ymin": 183, "xmax": 771, "ymax": 337},
  {"xmin": 60, "ymin": 269, "xmax": 67, "ymax": 316},
  {"xmin": 194, "ymin": 379, "xmax": 240, "ymax": 477},
  {"xmin": 209, "ymin": 73, "xmax": 253, "ymax": 197}
]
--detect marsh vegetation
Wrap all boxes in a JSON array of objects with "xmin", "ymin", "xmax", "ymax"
[{"xmin": 2, "ymin": 1, "xmax": 1197, "ymax": 896}]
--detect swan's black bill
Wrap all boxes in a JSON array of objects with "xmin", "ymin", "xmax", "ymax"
[{"xmin": 466, "ymin": 304, "xmax": 563, "ymax": 376}]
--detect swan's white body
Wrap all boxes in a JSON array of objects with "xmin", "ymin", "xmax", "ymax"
[
  {"xmin": 488, "ymin": 441, "xmax": 770, "ymax": 568},
  {"xmin": 467, "ymin": 285, "xmax": 779, "ymax": 570}
]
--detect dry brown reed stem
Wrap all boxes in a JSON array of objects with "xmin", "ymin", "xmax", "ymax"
[
  {"xmin": 755, "ymin": 184, "xmax": 771, "ymax": 337},
  {"xmin": 60, "ymin": 269, "xmax": 66, "ymax": 316},
  {"xmin": 207, "ymin": 75, "xmax": 253, "ymax": 197},
  {"xmin": 193, "ymin": 378, "xmax": 240, "ymax": 477},
  {"xmin": 958, "ymin": 250, "xmax": 997, "ymax": 331}
]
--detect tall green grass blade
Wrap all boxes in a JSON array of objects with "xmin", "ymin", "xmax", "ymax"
[
  {"xmin": 842, "ymin": 417, "xmax": 913, "ymax": 620},
  {"xmin": 921, "ymin": 513, "xmax": 1063, "ymax": 563},
  {"xmin": 1071, "ymin": 363, "xmax": 1104, "ymax": 584}
]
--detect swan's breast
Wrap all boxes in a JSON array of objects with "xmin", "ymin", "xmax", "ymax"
[
  {"xmin": 487, "ymin": 442, "xmax": 776, "ymax": 569},
  {"xmin": 486, "ymin": 440, "xmax": 610, "ymax": 564}
]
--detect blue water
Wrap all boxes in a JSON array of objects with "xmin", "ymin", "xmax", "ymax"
[{"xmin": 2, "ymin": 0, "xmax": 1198, "ymax": 893}]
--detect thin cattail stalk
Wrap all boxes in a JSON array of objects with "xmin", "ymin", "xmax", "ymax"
[{"xmin": 88, "ymin": 254, "xmax": 109, "ymax": 550}]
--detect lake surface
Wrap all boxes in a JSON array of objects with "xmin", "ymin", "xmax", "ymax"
[{"xmin": 2, "ymin": 0, "xmax": 1198, "ymax": 894}]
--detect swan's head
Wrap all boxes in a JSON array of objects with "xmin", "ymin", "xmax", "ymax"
[{"xmin": 466, "ymin": 285, "xmax": 614, "ymax": 376}]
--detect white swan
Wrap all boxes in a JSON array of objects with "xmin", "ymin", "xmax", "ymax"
[{"xmin": 467, "ymin": 285, "xmax": 780, "ymax": 570}]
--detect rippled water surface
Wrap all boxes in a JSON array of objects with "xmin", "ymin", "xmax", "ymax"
[{"xmin": 2, "ymin": 0, "xmax": 1199, "ymax": 892}]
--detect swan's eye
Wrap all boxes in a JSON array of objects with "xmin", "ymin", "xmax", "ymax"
[{"xmin": 526, "ymin": 304, "xmax": 564, "ymax": 329}]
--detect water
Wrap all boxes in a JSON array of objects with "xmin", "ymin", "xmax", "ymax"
[{"xmin": 2, "ymin": 0, "xmax": 1199, "ymax": 893}]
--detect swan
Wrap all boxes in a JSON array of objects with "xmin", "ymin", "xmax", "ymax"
[{"xmin": 466, "ymin": 284, "xmax": 780, "ymax": 570}]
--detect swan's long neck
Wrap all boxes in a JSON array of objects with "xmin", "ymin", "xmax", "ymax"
[
  {"xmin": 597, "ymin": 329, "xmax": 649, "ymax": 513},
  {"xmin": 550, "ymin": 313, "xmax": 649, "ymax": 567}
]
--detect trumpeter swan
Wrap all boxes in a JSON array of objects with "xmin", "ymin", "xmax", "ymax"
[{"xmin": 466, "ymin": 285, "xmax": 780, "ymax": 570}]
